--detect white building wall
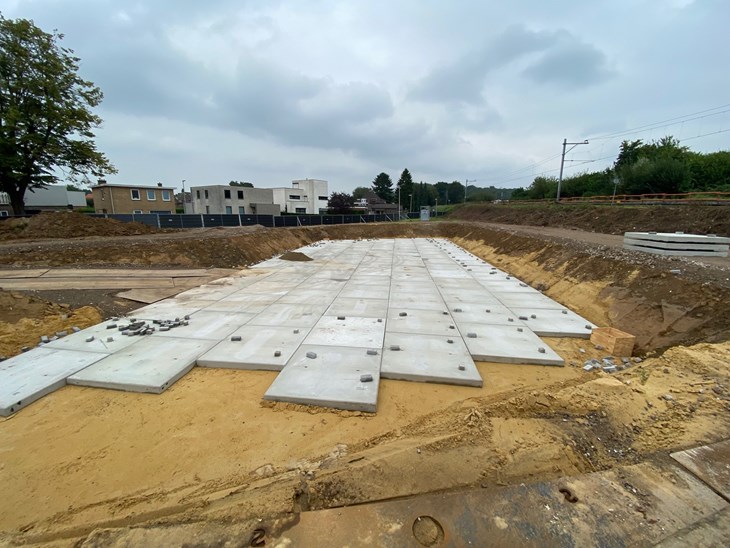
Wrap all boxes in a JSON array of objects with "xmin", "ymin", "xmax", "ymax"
[
  {"xmin": 188, "ymin": 185, "xmax": 278, "ymax": 215},
  {"xmin": 24, "ymin": 186, "xmax": 87, "ymax": 208}
]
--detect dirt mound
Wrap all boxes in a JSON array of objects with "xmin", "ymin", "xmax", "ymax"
[
  {"xmin": 280, "ymin": 251, "xmax": 313, "ymax": 261},
  {"xmin": 450, "ymin": 204, "xmax": 730, "ymax": 236},
  {"xmin": 0, "ymin": 212, "xmax": 164, "ymax": 240}
]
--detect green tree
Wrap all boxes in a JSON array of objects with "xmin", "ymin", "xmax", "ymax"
[
  {"xmin": 327, "ymin": 191, "xmax": 354, "ymax": 214},
  {"xmin": 352, "ymin": 186, "xmax": 370, "ymax": 200},
  {"xmin": 396, "ymin": 168, "xmax": 415, "ymax": 210},
  {"xmin": 371, "ymin": 172, "xmax": 394, "ymax": 202},
  {"xmin": 0, "ymin": 16, "xmax": 115, "ymax": 214},
  {"xmin": 229, "ymin": 181, "xmax": 253, "ymax": 187},
  {"xmin": 447, "ymin": 180, "xmax": 465, "ymax": 203}
]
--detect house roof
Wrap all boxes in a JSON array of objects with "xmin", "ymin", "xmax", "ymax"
[{"xmin": 91, "ymin": 183, "xmax": 175, "ymax": 190}]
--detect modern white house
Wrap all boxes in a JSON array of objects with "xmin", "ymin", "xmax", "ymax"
[
  {"xmin": 187, "ymin": 179, "xmax": 329, "ymax": 215},
  {"xmin": 0, "ymin": 191, "xmax": 11, "ymax": 216},
  {"xmin": 24, "ymin": 185, "xmax": 87, "ymax": 211}
]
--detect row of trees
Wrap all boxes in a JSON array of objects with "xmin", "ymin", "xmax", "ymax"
[{"xmin": 514, "ymin": 137, "xmax": 730, "ymax": 200}]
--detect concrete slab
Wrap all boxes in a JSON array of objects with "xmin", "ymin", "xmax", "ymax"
[
  {"xmin": 200, "ymin": 300, "xmax": 271, "ymax": 314},
  {"xmin": 248, "ymin": 303, "xmax": 328, "ymax": 327},
  {"xmin": 386, "ymin": 309, "xmax": 458, "ymax": 337},
  {"xmin": 380, "ymin": 333, "xmax": 482, "ymax": 387},
  {"xmin": 130, "ymin": 300, "xmax": 216, "ymax": 319},
  {"xmin": 449, "ymin": 303, "xmax": 523, "ymax": 326},
  {"xmin": 197, "ymin": 326, "xmax": 310, "ymax": 371},
  {"xmin": 438, "ymin": 288, "xmax": 501, "ymax": 305},
  {"xmin": 305, "ymin": 316, "xmax": 386, "ymax": 347},
  {"xmin": 389, "ymin": 294, "xmax": 448, "ymax": 311},
  {"xmin": 68, "ymin": 337, "xmax": 214, "ymax": 393},
  {"xmin": 263, "ymin": 345, "xmax": 381, "ymax": 412},
  {"xmin": 326, "ymin": 298, "xmax": 389, "ymax": 318},
  {"xmin": 152, "ymin": 311, "xmax": 254, "ymax": 340},
  {"xmin": 623, "ymin": 244, "xmax": 727, "ymax": 257},
  {"xmin": 44, "ymin": 319, "xmax": 146, "ymax": 354},
  {"xmin": 339, "ymin": 285, "xmax": 391, "ymax": 300},
  {"xmin": 510, "ymin": 307, "xmax": 596, "ymax": 338},
  {"xmin": 278, "ymin": 289, "xmax": 337, "ymax": 306},
  {"xmin": 174, "ymin": 284, "xmax": 240, "ymax": 301},
  {"xmin": 0, "ymin": 347, "xmax": 107, "ymax": 416},
  {"xmin": 496, "ymin": 291, "xmax": 566, "ymax": 310},
  {"xmin": 458, "ymin": 323, "xmax": 564, "ymax": 365}
]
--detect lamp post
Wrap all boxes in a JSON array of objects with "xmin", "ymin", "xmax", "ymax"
[
  {"xmin": 409, "ymin": 193, "xmax": 413, "ymax": 213},
  {"xmin": 464, "ymin": 179, "xmax": 476, "ymax": 203},
  {"xmin": 557, "ymin": 139, "xmax": 589, "ymax": 202}
]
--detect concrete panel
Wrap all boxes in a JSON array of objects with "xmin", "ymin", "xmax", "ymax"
[
  {"xmin": 305, "ymin": 316, "xmax": 386, "ymax": 347},
  {"xmin": 389, "ymin": 295, "xmax": 448, "ymax": 311},
  {"xmin": 131, "ymin": 300, "xmax": 217, "ymax": 319},
  {"xmin": 380, "ymin": 333, "xmax": 482, "ymax": 387},
  {"xmin": 386, "ymin": 309, "xmax": 458, "ymax": 336},
  {"xmin": 339, "ymin": 285, "xmax": 391, "ymax": 300},
  {"xmin": 197, "ymin": 326, "xmax": 310, "ymax": 371},
  {"xmin": 326, "ymin": 298, "xmax": 389, "ymax": 318},
  {"xmin": 509, "ymin": 308, "xmax": 596, "ymax": 338},
  {"xmin": 623, "ymin": 244, "xmax": 727, "ymax": 257},
  {"xmin": 263, "ymin": 345, "xmax": 381, "ymax": 412},
  {"xmin": 44, "ymin": 320, "xmax": 146, "ymax": 354},
  {"xmin": 449, "ymin": 303, "xmax": 523, "ymax": 326},
  {"xmin": 201, "ymin": 300, "xmax": 271, "ymax": 314},
  {"xmin": 174, "ymin": 284, "xmax": 240, "ymax": 301},
  {"xmin": 248, "ymin": 303, "xmax": 328, "ymax": 327},
  {"xmin": 0, "ymin": 347, "xmax": 107, "ymax": 416},
  {"xmin": 496, "ymin": 291, "xmax": 566, "ymax": 310},
  {"xmin": 458, "ymin": 323, "xmax": 564, "ymax": 366},
  {"xmin": 623, "ymin": 238, "xmax": 729, "ymax": 252},
  {"xmin": 68, "ymin": 337, "xmax": 214, "ymax": 393},
  {"xmin": 438, "ymin": 288, "xmax": 501, "ymax": 305},
  {"xmin": 278, "ymin": 289, "xmax": 337, "ymax": 306},
  {"xmin": 624, "ymin": 232, "xmax": 730, "ymax": 244},
  {"xmin": 152, "ymin": 311, "xmax": 254, "ymax": 340}
]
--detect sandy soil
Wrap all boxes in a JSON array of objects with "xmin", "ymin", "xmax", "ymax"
[{"xmin": 0, "ymin": 213, "xmax": 729, "ymax": 545}]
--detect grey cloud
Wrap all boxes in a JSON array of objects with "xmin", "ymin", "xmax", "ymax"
[{"xmin": 522, "ymin": 44, "xmax": 614, "ymax": 87}]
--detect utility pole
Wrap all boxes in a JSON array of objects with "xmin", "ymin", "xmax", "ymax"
[
  {"xmin": 557, "ymin": 139, "xmax": 589, "ymax": 202},
  {"xmin": 464, "ymin": 179, "xmax": 476, "ymax": 203}
]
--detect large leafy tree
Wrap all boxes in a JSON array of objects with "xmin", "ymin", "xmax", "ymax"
[
  {"xmin": 328, "ymin": 191, "xmax": 354, "ymax": 214},
  {"xmin": 352, "ymin": 186, "xmax": 370, "ymax": 200},
  {"xmin": 0, "ymin": 16, "xmax": 115, "ymax": 214},
  {"xmin": 371, "ymin": 172, "xmax": 394, "ymax": 202}
]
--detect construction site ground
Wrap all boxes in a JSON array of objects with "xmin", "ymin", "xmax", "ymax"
[{"xmin": 0, "ymin": 207, "xmax": 729, "ymax": 546}]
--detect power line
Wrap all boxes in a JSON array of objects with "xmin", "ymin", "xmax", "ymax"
[{"xmin": 680, "ymin": 127, "xmax": 730, "ymax": 142}]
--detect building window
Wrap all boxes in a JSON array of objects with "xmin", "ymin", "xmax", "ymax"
[
  {"xmin": 196, "ymin": 190, "xmax": 200, "ymax": 199},
  {"xmin": 224, "ymin": 189, "xmax": 231, "ymax": 199},
  {"xmin": 162, "ymin": 190, "xmax": 171, "ymax": 201},
  {"xmin": 237, "ymin": 190, "xmax": 244, "ymax": 199},
  {"xmin": 295, "ymin": 207, "xmax": 306, "ymax": 213},
  {"xmin": 132, "ymin": 209, "xmax": 143, "ymax": 214},
  {"xmin": 146, "ymin": 190, "xmax": 156, "ymax": 200},
  {"xmin": 100, "ymin": 189, "xmax": 105, "ymax": 201},
  {"xmin": 289, "ymin": 194, "xmax": 301, "ymax": 200},
  {"xmin": 131, "ymin": 189, "xmax": 141, "ymax": 200},
  {"xmin": 238, "ymin": 206, "xmax": 245, "ymax": 214},
  {"xmin": 204, "ymin": 190, "xmax": 209, "ymax": 199},
  {"xmin": 205, "ymin": 205, "xmax": 210, "ymax": 213},
  {"xmin": 318, "ymin": 195, "xmax": 328, "ymax": 201},
  {"xmin": 0, "ymin": 211, "xmax": 8, "ymax": 217},
  {"xmin": 225, "ymin": 206, "xmax": 232, "ymax": 214}
]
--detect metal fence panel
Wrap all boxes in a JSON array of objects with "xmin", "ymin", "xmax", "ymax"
[
  {"xmin": 256, "ymin": 215, "xmax": 275, "ymax": 227},
  {"xmin": 221, "ymin": 215, "xmax": 240, "ymax": 227}
]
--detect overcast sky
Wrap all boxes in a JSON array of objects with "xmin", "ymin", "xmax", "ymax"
[{"xmin": 4, "ymin": 0, "xmax": 729, "ymax": 192}]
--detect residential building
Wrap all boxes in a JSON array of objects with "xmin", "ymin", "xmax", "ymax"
[
  {"xmin": 0, "ymin": 192, "xmax": 11, "ymax": 216},
  {"xmin": 24, "ymin": 185, "xmax": 87, "ymax": 211},
  {"xmin": 357, "ymin": 189, "xmax": 401, "ymax": 215},
  {"xmin": 187, "ymin": 185, "xmax": 281, "ymax": 216},
  {"xmin": 272, "ymin": 179, "xmax": 329, "ymax": 214},
  {"xmin": 91, "ymin": 182, "xmax": 176, "ymax": 214}
]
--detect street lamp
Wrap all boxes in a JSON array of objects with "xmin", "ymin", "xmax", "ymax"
[
  {"xmin": 556, "ymin": 139, "xmax": 589, "ymax": 202},
  {"xmin": 464, "ymin": 179, "xmax": 476, "ymax": 203},
  {"xmin": 409, "ymin": 193, "xmax": 413, "ymax": 213}
]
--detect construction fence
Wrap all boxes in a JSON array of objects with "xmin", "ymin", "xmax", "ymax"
[{"xmin": 88, "ymin": 211, "xmax": 434, "ymax": 229}]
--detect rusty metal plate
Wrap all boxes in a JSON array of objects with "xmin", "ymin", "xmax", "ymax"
[{"xmin": 671, "ymin": 438, "xmax": 730, "ymax": 501}]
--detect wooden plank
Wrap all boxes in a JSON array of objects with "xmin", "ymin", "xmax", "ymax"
[
  {"xmin": 0, "ymin": 277, "xmax": 175, "ymax": 290},
  {"xmin": 0, "ymin": 269, "xmax": 49, "ymax": 279},
  {"xmin": 116, "ymin": 287, "xmax": 186, "ymax": 304},
  {"xmin": 41, "ymin": 268, "xmax": 213, "ymax": 278},
  {"xmin": 671, "ymin": 439, "xmax": 730, "ymax": 501}
]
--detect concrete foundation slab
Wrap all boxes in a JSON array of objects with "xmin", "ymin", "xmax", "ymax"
[
  {"xmin": 326, "ymin": 298, "xmax": 389, "ymax": 318},
  {"xmin": 248, "ymin": 303, "xmax": 328, "ymax": 327},
  {"xmin": 496, "ymin": 291, "xmax": 566, "ymax": 310},
  {"xmin": 68, "ymin": 337, "xmax": 214, "ymax": 393},
  {"xmin": 380, "ymin": 333, "xmax": 482, "ymax": 387},
  {"xmin": 152, "ymin": 311, "xmax": 254, "ymax": 340},
  {"xmin": 278, "ymin": 289, "xmax": 337, "ymax": 306},
  {"xmin": 449, "ymin": 303, "xmax": 523, "ymax": 326},
  {"xmin": 44, "ymin": 320, "xmax": 146, "ymax": 354},
  {"xmin": 339, "ymin": 285, "xmax": 391, "ymax": 300},
  {"xmin": 386, "ymin": 309, "xmax": 457, "ymax": 336},
  {"xmin": 438, "ymin": 288, "xmax": 501, "ymax": 305},
  {"xmin": 197, "ymin": 326, "xmax": 310, "ymax": 371},
  {"xmin": 131, "ymin": 300, "xmax": 217, "ymax": 319},
  {"xmin": 389, "ymin": 295, "xmax": 448, "ymax": 311},
  {"xmin": 1, "ymin": 347, "xmax": 107, "ymax": 415},
  {"xmin": 305, "ymin": 316, "xmax": 386, "ymax": 347},
  {"xmin": 509, "ymin": 308, "xmax": 596, "ymax": 338},
  {"xmin": 458, "ymin": 323, "xmax": 564, "ymax": 366},
  {"xmin": 263, "ymin": 345, "xmax": 381, "ymax": 412}
]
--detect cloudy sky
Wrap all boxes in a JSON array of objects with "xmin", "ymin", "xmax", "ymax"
[{"xmin": 3, "ymin": 0, "xmax": 729, "ymax": 192}]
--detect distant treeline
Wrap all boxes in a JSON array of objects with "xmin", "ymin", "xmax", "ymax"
[{"xmin": 513, "ymin": 137, "xmax": 730, "ymax": 200}]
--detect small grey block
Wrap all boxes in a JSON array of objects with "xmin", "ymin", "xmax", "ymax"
[
  {"xmin": 442, "ymin": 311, "xmax": 448, "ymax": 315},
  {"xmin": 159, "ymin": 326, "xmax": 170, "ymax": 332},
  {"xmin": 633, "ymin": 357, "xmax": 642, "ymax": 363},
  {"xmin": 507, "ymin": 318, "xmax": 514, "ymax": 322},
  {"xmin": 49, "ymin": 336, "xmax": 58, "ymax": 341},
  {"xmin": 518, "ymin": 315, "xmax": 528, "ymax": 320},
  {"xmin": 399, "ymin": 312, "xmax": 407, "ymax": 317},
  {"xmin": 485, "ymin": 309, "xmax": 491, "ymax": 313},
  {"xmin": 274, "ymin": 350, "xmax": 282, "ymax": 357},
  {"xmin": 182, "ymin": 321, "xmax": 189, "ymax": 326},
  {"xmin": 306, "ymin": 351, "xmax": 317, "ymax": 359},
  {"xmin": 21, "ymin": 346, "xmax": 31, "ymax": 352},
  {"xmin": 622, "ymin": 357, "xmax": 630, "ymax": 364},
  {"xmin": 585, "ymin": 325, "xmax": 592, "ymax": 330},
  {"xmin": 72, "ymin": 326, "xmax": 81, "ymax": 333},
  {"xmin": 453, "ymin": 308, "xmax": 463, "ymax": 313},
  {"xmin": 293, "ymin": 329, "xmax": 300, "ymax": 334},
  {"xmin": 562, "ymin": 310, "xmax": 568, "ymax": 315},
  {"xmin": 106, "ymin": 336, "xmax": 114, "ymax": 342},
  {"xmin": 230, "ymin": 335, "xmax": 242, "ymax": 342},
  {"xmin": 517, "ymin": 327, "xmax": 523, "ymax": 332},
  {"xmin": 466, "ymin": 332, "xmax": 477, "ymax": 338},
  {"xmin": 530, "ymin": 314, "xmax": 537, "ymax": 319},
  {"xmin": 360, "ymin": 374, "xmax": 373, "ymax": 383},
  {"xmin": 538, "ymin": 347, "xmax": 546, "ymax": 353},
  {"xmin": 366, "ymin": 349, "xmax": 378, "ymax": 356},
  {"xmin": 40, "ymin": 335, "xmax": 49, "ymax": 343},
  {"xmin": 390, "ymin": 345, "xmax": 401, "ymax": 351},
  {"xmin": 583, "ymin": 364, "xmax": 594, "ymax": 371},
  {"xmin": 447, "ymin": 339, "xmax": 454, "ymax": 344},
  {"xmin": 603, "ymin": 365, "xmax": 617, "ymax": 373},
  {"xmin": 519, "ymin": 283, "xmax": 527, "ymax": 287},
  {"xmin": 458, "ymin": 365, "xmax": 466, "ymax": 371},
  {"xmin": 595, "ymin": 344, "xmax": 604, "ymax": 350},
  {"xmin": 56, "ymin": 331, "xmax": 68, "ymax": 338},
  {"xmin": 377, "ymin": 318, "xmax": 383, "ymax": 323},
  {"xmin": 184, "ymin": 315, "xmax": 190, "ymax": 320},
  {"xmin": 337, "ymin": 316, "xmax": 346, "ymax": 320},
  {"xmin": 85, "ymin": 336, "xmax": 95, "ymax": 342}
]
